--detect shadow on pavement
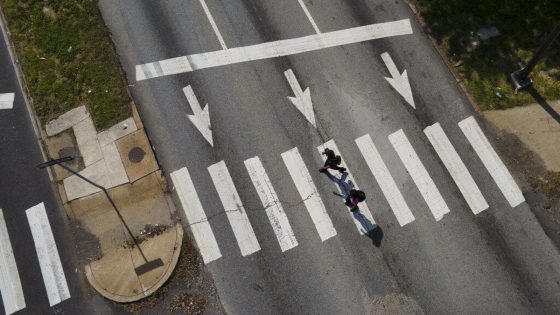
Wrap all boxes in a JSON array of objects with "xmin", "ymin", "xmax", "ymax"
[{"xmin": 528, "ymin": 87, "xmax": 560, "ymax": 124}]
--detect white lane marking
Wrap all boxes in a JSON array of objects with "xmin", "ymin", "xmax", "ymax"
[
  {"xmin": 284, "ymin": 69, "xmax": 316, "ymax": 128},
  {"xmin": 171, "ymin": 167, "xmax": 221, "ymax": 264},
  {"xmin": 208, "ymin": 161, "xmax": 260, "ymax": 256},
  {"xmin": 389, "ymin": 130, "xmax": 450, "ymax": 221},
  {"xmin": 458, "ymin": 116, "xmax": 525, "ymax": 207},
  {"xmin": 424, "ymin": 123, "xmax": 489, "ymax": 214},
  {"xmin": 380, "ymin": 52, "xmax": 415, "ymax": 108},
  {"xmin": 0, "ymin": 93, "xmax": 15, "ymax": 109},
  {"xmin": 0, "ymin": 208, "xmax": 26, "ymax": 315},
  {"xmin": 281, "ymin": 147, "xmax": 337, "ymax": 241},
  {"xmin": 199, "ymin": 0, "xmax": 228, "ymax": 50},
  {"xmin": 317, "ymin": 140, "xmax": 377, "ymax": 233},
  {"xmin": 136, "ymin": 19, "xmax": 413, "ymax": 80},
  {"xmin": 355, "ymin": 134, "xmax": 415, "ymax": 226},
  {"xmin": 244, "ymin": 157, "xmax": 298, "ymax": 252},
  {"xmin": 297, "ymin": 0, "xmax": 321, "ymax": 34},
  {"xmin": 183, "ymin": 86, "xmax": 213, "ymax": 146},
  {"xmin": 26, "ymin": 203, "xmax": 70, "ymax": 307}
]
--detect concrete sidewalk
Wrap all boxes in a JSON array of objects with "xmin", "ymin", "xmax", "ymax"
[{"xmin": 43, "ymin": 105, "xmax": 182, "ymax": 302}]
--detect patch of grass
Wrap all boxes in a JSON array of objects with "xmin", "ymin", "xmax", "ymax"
[
  {"xmin": 412, "ymin": 0, "xmax": 560, "ymax": 110},
  {"xmin": 1, "ymin": 0, "xmax": 130, "ymax": 129}
]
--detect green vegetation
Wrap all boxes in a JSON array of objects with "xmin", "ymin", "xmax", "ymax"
[
  {"xmin": 1, "ymin": 0, "xmax": 130, "ymax": 129},
  {"xmin": 412, "ymin": 0, "xmax": 560, "ymax": 110}
]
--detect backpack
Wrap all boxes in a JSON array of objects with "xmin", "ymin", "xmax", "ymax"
[{"xmin": 334, "ymin": 155, "xmax": 342, "ymax": 165}]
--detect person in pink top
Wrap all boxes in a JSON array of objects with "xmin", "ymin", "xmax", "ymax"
[{"xmin": 345, "ymin": 189, "xmax": 366, "ymax": 212}]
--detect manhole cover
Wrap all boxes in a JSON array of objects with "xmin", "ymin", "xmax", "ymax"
[
  {"xmin": 58, "ymin": 146, "xmax": 76, "ymax": 159},
  {"xmin": 128, "ymin": 147, "xmax": 145, "ymax": 163}
]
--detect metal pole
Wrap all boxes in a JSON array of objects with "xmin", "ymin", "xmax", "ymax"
[
  {"xmin": 518, "ymin": 22, "xmax": 560, "ymax": 79},
  {"xmin": 38, "ymin": 157, "xmax": 163, "ymax": 275},
  {"xmin": 511, "ymin": 22, "xmax": 560, "ymax": 92},
  {"xmin": 55, "ymin": 162, "xmax": 149, "ymax": 264}
]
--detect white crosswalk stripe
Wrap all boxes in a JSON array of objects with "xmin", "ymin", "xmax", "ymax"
[
  {"xmin": 458, "ymin": 116, "xmax": 525, "ymax": 208},
  {"xmin": 281, "ymin": 147, "xmax": 337, "ymax": 242},
  {"xmin": 355, "ymin": 134, "xmax": 415, "ymax": 226},
  {"xmin": 425, "ymin": 123, "xmax": 489, "ymax": 214},
  {"xmin": 389, "ymin": 129, "xmax": 450, "ymax": 221},
  {"xmin": 0, "ymin": 93, "xmax": 15, "ymax": 110},
  {"xmin": 0, "ymin": 208, "xmax": 26, "ymax": 315},
  {"xmin": 208, "ymin": 161, "xmax": 261, "ymax": 256},
  {"xmin": 26, "ymin": 203, "xmax": 70, "ymax": 307},
  {"xmin": 317, "ymin": 140, "xmax": 377, "ymax": 234},
  {"xmin": 171, "ymin": 167, "xmax": 222, "ymax": 264},
  {"xmin": 244, "ymin": 157, "xmax": 298, "ymax": 252}
]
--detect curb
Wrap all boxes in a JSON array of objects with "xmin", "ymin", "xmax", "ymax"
[{"xmin": 84, "ymin": 223, "xmax": 184, "ymax": 303}]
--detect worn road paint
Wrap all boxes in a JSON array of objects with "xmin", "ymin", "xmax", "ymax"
[
  {"xmin": 136, "ymin": 19, "xmax": 413, "ymax": 80},
  {"xmin": 282, "ymin": 147, "xmax": 336, "ymax": 241}
]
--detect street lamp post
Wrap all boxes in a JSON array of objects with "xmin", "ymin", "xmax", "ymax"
[
  {"xmin": 510, "ymin": 22, "xmax": 560, "ymax": 92},
  {"xmin": 38, "ymin": 156, "xmax": 163, "ymax": 276}
]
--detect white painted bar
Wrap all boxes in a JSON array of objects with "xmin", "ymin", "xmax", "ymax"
[
  {"xmin": 171, "ymin": 167, "xmax": 222, "ymax": 263},
  {"xmin": 389, "ymin": 130, "xmax": 450, "ymax": 221},
  {"xmin": 0, "ymin": 208, "xmax": 26, "ymax": 315},
  {"xmin": 424, "ymin": 123, "xmax": 489, "ymax": 214},
  {"xmin": 317, "ymin": 140, "xmax": 377, "ymax": 233},
  {"xmin": 0, "ymin": 93, "xmax": 15, "ymax": 109},
  {"xmin": 244, "ymin": 157, "xmax": 298, "ymax": 252},
  {"xmin": 208, "ymin": 161, "xmax": 260, "ymax": 256},
  {"xmin": 136, "ymin": 19, "xmax": 412, "ymax": 80},
  {"xmin": 26, "ymin": 203, "xmax": 70, "ymax": 307},
  {"xmin": 297, "ymin": 0, "xmax": 321, "ymax": 34},
  {"xmin": 281, "ymin": 147, "xmax": 337, "ymax": 241},
  {"xmin": 199, "ymin": 0, "xmax": 228, "ymax": 49},
  {"xmin": 355, "ymin": 134, "xmax": 415, "ymax": 226},
  {"xmin": 458, "ymin": 116, "xmax": 525, "ymax": 207}
]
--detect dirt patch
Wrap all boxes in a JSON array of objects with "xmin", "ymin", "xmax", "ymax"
[
  {"xmin": 482, "ymin": 121, "xmax": 560, "ymax": 248},
  {"xmin": 168, "ymin": 293, "xmax": 206, "ymax": 314},
  {"xmin": 529, "ymin": 171, "xmax": 560, "ymax": 198},
  {"xmin": 364, "ymin": 292, "xmax": 424, "ymax": 315}
]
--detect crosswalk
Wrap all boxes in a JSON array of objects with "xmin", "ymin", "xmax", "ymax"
[
  {"xmin": 171, "ymin": 116, "xmax": 525, "ymax": 264},
  {"xmin": 0, "ymin": 203, "xmax": 70, "ymax": 315}
]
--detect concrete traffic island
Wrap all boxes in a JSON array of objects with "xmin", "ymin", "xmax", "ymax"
[{"xmin": 43, "ymin": 106, "xmax": 183, "ymax": 303}]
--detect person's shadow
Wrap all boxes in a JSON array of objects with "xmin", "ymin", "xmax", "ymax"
[
  {"xmin": 362, "ymin": 225, "xmax": 383, "ymax": 247},
  {"xmin": 326, "ymin": 171, "xmax": 380, "ymax": 243}
]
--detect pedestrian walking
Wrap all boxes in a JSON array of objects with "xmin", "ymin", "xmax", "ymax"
[
  {"xmin": 319, "ymin": 148, "xmax": 346, "ymax": 173},
  {"xmin": 346, "ymin": 188, "xmax": 366, "ymax": 212}
]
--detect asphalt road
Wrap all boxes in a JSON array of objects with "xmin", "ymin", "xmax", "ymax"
[
  {"xmin": 0, "ymin": 20, "xmax": 104, "ymax": 315},
  {"xmin": 99, "ymin": 0, "xmax": 560, "ymax": 314}
]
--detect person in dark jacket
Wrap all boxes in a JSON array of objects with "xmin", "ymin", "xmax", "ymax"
[
  {"xmin": 345, "ymin": 188, "xmax": 366, "ymax": 212},
  {"xmin": 319, "ymin": 148, "xmax": 346, "ymax": 173}
]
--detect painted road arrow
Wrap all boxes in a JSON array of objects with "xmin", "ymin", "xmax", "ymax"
[
  {"xmin": 0, "ymin": 93, "xmax": 15, "ymax": 109},
  {"xmin": 183, "ymin": 86, "xmax": 213, "ymax": 146},
  {"xmin": 284, "ymin": 69, "xmax": 316, "ymax": 128},
  {"xmin": 381, "ymin": 52, "xmax": 415, "ymax": 109}
]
